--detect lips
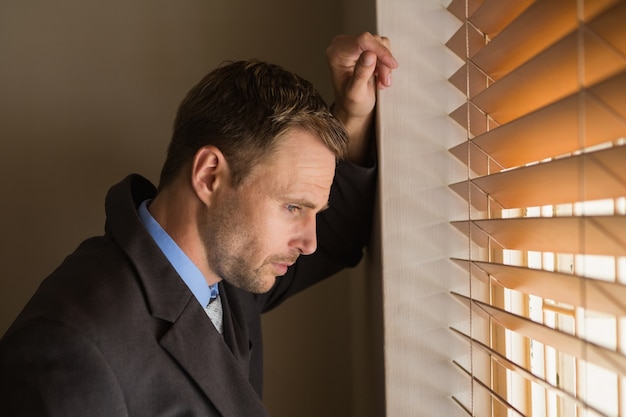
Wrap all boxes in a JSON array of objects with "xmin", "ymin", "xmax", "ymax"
[
  {"xmin": 272, "ymin": 263, "xmax": 289, "ymax": 276},
  {"xmin": 271, "ymin": 258, "xmax": 297, "ymax": 276},
  {"xmin": 267, "ymin": 252, "xmax": 298, "ymax": 277}
]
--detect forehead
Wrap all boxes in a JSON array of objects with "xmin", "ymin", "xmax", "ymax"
[
  {"xmin": 246, "ymin": 129, "xmax": 337, "ymax": 194},
  {"xmin": 275, "ymin": 128, "xmax": 335, "ymax": 166}
]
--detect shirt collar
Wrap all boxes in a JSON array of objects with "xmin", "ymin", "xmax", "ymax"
[{"xmin": 138, "ymin": 199, "xmax": 218, "ymax": 307}]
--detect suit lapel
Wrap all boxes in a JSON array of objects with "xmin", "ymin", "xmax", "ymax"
[
  {"xmin": 159, "ymin": 298, "xmax": 269, "ymax": 417},
  {"xmin": 105, "ymin": 175, "xmax": 268, "ymax": 416},
  {"xmin": 220, "ymin": 283, "xmax": 253, "ymax": 374}
]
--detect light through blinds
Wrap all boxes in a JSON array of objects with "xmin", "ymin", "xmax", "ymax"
[{"xmin": 446, "ymin": 0, "xmax": 626, "ymax": 416}]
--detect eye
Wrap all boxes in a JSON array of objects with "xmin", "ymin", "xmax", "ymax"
[{"xmin": 286, "ymin": 204, "xmax": 301, "ymax": 213}]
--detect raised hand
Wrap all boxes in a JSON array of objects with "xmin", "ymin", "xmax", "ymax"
[{"xmin": 326, "ymin": 32, "xmax": 398, "ymax": 164}]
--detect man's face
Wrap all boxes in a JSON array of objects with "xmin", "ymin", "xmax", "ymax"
[{"xmin": 201, "ymin": 129, "xmax": 337, "ymax": 293}]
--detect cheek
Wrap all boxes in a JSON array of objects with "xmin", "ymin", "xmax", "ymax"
[
  {"xmin": 260, "ymin": 208, "xmax": 299, "ymax": 249},
  {"xmin": 263, "ymin": 212, "xmax": 290, "ymax": 241},
  {"xmin": 237, "ymin": 204, "xmax": 282, "ymax": 251}
]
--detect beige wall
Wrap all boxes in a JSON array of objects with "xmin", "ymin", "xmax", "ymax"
[{"xmin": 0, "ymin": 1, "xmax": 380, "ymax": 417}]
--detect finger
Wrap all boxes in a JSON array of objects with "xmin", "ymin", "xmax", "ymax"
[
  {"xmin": 376, "ymin": 61, "xmax": 394, "ymax": 88},
  {"xmin": 356, "ymin": 34, "xmax": 397, "ymax": 88},
  {"xmin": 360, "ymin": 37, "xmax": 393, "ymax": 88},
  {"xmin": 376, "ymin": 64, "xmax": 393, "ymax": 88},
  {"xmin": 351, "ymin": 50, "xmax": 377, "ymax": 88},
  {"xmin": 356, "ymin": 32, "xmax": 398, "ymax": 69}
]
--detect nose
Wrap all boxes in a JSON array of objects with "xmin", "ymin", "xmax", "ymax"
[{"xmin": 295, "ymin": 216, "xmax": 318, "ymax": 255}]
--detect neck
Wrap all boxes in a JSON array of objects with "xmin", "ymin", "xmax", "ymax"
[{"xmin": 149, "ymin": 184, "xmax": 221, "ymax": 286}]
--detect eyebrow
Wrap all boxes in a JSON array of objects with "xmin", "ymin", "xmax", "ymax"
[{"xmin": 292, "ymin": 199, "xmax": 330, "ymax": 213}]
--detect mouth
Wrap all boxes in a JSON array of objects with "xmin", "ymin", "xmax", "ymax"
[
  {"xmin": 272, "ymin": 262, "xmax": 292, "ymax": 277},
  {"xmin": 271, "ymin": 259, "xmax": 296, "ymax": 277}
]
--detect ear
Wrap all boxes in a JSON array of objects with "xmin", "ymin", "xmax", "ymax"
[{"xmin": 191, "ymin": 145, "xmax": 229, "ymax": 206}]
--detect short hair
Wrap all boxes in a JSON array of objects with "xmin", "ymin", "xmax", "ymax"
[{"xmin": 158, "ymin": 60, "xmax": 349, "ymax": 189}]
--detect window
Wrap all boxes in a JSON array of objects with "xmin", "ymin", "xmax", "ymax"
[{"xmin": 445, "ymin": 0, "xmax": 626, "ymax": 416}]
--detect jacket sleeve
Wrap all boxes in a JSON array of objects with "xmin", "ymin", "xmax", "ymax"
[
  {"xmin": 258, "ymin": 159, "xmax": 377, "ymax": 312},
  {"xmin": 0, "ymin": 321, "xmax": 129, "ymax": 417}
]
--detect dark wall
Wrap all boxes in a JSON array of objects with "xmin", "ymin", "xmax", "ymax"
[{"xmin": 0, "ymin": 1, "xmax": 379, "ymax": 416}]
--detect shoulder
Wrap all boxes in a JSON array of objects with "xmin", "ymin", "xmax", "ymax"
[
  {"xmin": 0, "ymin": 319, "xmax": 128, "ymax": 416},
  {"xmin": 7, "ymin": 235, "xmax": 148, "ymax": 342}
]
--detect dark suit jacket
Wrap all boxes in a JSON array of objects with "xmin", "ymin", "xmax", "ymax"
[{"xmin": 0, "ymin": 161, "xmax": 375, "ymax": 417}]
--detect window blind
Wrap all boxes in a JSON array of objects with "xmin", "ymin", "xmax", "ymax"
[{"xmin": 445, "ymin": 0, "xmax": 626, "ymax": 416}]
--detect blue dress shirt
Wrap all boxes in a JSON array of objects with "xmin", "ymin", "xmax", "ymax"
[{"xmin": 138, "ymin": 200, "xmax": 219, "ymax": 307}]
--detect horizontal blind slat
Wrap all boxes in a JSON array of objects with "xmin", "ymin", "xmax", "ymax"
[
  {"xmin": 451, "ymin": 258, "xmax": 626, "ymax": 316},
  {"xmin": 470, "ymin": 27, "xmax": 626, "ymax": 127},
  {"xmin": 450, "ymin": 145, "xmax": 626, "ymax": 209},
  {"xmin": 449, "ymin": 180, "xmax": 495, "ymax": 213},
  {"xmin": 449, "ymin": 71, "xmax": 626, "ymax": 174},
  {"xmin": 452, "ymin": 360, "xmax": 526, "ymax": 417},
  {"xmin": 468, "ymin": 0, "xmax": 534, "ymax": 38},
  {"xmin": 449, "ymin": 101, "xmax": 490, "ymax": 136},
  {"xmin": 588, "ymin": 1, "xmax": 626, "ymax": 56},
  {"xmin": 446, "ymin": 22, "xmax": 486, "ymax": 61},
  {"xmin": 451, "ymin": 396, "xmax": 473, "ymax": 416},
  {"xmin": 451, "ymin": 292, "xmax": 626, "ymax": 375},
  {"xmin": 471, "ymin": 0, "xmax": 577, "ymax": 82},
  {"xmin": 450, "ymin": 327, "xmax": 610, "ymax": 417},
  {"xmin": 451, "ymin": 216, "xmax": 626, "ymax": 255},
  {"xmin": 447, "ymin": 0, "xmax": 626, "ymax": 414},
  {"xmin": 446, "ymin": 0, "xmax": 483, "ymax": 23},
  {"xmin": 470, "ymin": 0, "xmax": 621, "ymax": 82},
  {"xmin": 449, "ymin": 62, "xmax": 490, "ymax": 98}
]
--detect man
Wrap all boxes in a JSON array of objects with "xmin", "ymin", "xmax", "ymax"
[{"xmin": 0, "ymin": 33, "xmax": 397, "ymax": 416}]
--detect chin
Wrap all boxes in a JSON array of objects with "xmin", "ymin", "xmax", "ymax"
[{"xmin": 255, "ymin": 276, "xmax": 278, "ymax": 294}]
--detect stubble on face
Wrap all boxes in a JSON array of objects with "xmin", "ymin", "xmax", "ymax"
[
  {"xmin": 198, "ymin": 186, "xmax": 280, "ymax": 294},
  {"xmin": 198, "ymin": 129, "xmax": 336, "ymax": 294}
]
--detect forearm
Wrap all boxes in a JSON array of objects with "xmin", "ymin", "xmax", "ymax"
[
  {"xmin": 326, "ymin": 32, "xmax": 396, "ymax": 166},
  {"xmin": 333, "ymin": 106, "xmax": 375, "ymax": 166}
]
